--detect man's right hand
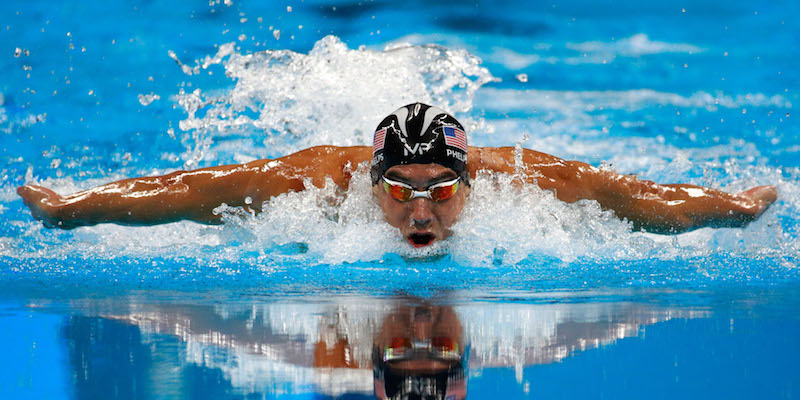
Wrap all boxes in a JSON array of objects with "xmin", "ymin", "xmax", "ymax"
[
  {"xmin": 17, "ymin": 185, "xmax": 68, "ymax": 229},
  {"xmin": 16, "ymin": 146, "xmax": 372, "ymax": 229}
]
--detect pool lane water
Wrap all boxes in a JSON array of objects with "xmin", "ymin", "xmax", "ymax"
[
  {"xmin": 2, "ymin": 288, "xmax": 799, "ymax": 399},
  {"xmin": 1, "ymin": 0, "xmax": 799, "ymax": 398}
]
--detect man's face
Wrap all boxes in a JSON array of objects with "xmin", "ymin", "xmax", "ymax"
[{"xmin": 372, "ymin": 163, "xmax": 470, "ymax": 248}]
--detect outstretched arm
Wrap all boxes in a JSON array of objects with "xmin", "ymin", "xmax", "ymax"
[
  {"xmin": 18, "ymin": 146, "xmax": 371, "ymax": 229},
  {"xmin": 470, "ymin": 146, "xmax": 778, "ymax": 234}
]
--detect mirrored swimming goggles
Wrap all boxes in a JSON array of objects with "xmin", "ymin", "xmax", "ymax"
[
  {"xmin": 381, "ymin": 176, "xmax": 461, "ymax": 202},
  {"xmin": 384, "ymin": 336, "xmax": 462, "ymax": 362}
]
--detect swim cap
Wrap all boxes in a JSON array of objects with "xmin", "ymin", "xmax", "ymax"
[{"xmin": 370, "ymin": 103, "xmax": 469, "ymax": 186}]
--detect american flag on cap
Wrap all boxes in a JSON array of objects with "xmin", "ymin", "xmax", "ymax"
[
  {"xmin": 443, "ymin": 126, "xmax": 467, "ymax": 152},
  {"xmin": 373, "ymin": 127, "xmax": 387, "ymax": 154}
]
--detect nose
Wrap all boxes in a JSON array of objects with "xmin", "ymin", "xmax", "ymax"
[
  {"xmin": 409, "ymin": 198, "xmax": 433, "ymax": 228},
  {"xmin": 412, "ymin": 308, "xmax": 434, "ymax": 338}
]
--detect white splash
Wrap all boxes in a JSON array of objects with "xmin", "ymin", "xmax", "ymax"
[
  {"xmin": 2, "ymin": 37, "xmax": 798, "ymax": 278},
  {"xmin": 172, "ymin": 35, "xmax": 496, "ymax": 166}
]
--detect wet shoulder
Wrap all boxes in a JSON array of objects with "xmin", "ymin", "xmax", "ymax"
[{"xmin": 468, "ymin": 146, "xmax": 516, "ymax": 175}]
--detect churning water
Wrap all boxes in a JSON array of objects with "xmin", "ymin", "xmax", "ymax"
[{"xmin": 1, "ymin": 0, "xmax": 798, "ymax": 398}]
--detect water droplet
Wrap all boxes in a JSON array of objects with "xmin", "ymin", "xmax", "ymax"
[
  {"xmin": 138, "ymin": 93, "xmax": 161, "ymax": 106},
  {"xmin": 14, "ymin": 47, "xmax": 22, "ymax": 57},
  {"xmin": 286, "ymin": 6, "xmax": 292, "ymax": 12},
  {"xmin": 515, "ymin": 73, "xmax": 528, "ymax": 83},
  {"xmin": 273, "ymin": 29, "xmax": 280, "ymax": 40},
  {"xmin": 245, "ymin": 196, "xmax": 253, "ymax": 205}
]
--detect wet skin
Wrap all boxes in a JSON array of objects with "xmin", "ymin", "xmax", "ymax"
[
  {"xmin": 17, "ymin": 145, "xmax": 778, "ymax": 239},
  {"xmin": 372, "ymin": 164, "xmax": 470, "ymax": 248}
]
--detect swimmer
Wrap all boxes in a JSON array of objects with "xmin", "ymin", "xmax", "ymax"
[{"xmin": 17, "ymin": 103, "xmax": 778, "ymax": 247}]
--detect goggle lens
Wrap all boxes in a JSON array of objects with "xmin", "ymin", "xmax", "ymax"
[
  {"xmin": 382, "ymin": 176, "xmax": 461, "ymax": 203},
  {"xmin": 429, "ymin": 181, "xmax": 459, "ymax": 202},
  {"xmin": 385, "ymin": 336, "xmax": 461, "ymax": 361},
  {"xmin": 431, "ymin": 336, "xmax": 456, "ymax": 352},
  {"xmin": 383, "ymin": 180, "xmax": 414, "ymax": 202}
]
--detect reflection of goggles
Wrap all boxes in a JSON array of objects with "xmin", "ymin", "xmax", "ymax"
[
  {"xmin": 382, "ymin": 176, "xmax": 461, "ymax": 202},
  {"xmin": 373, "ymin": 337, "xmax": 469, "ymax": 400},
  {"xmin": 384, "ymin": 336, "xmax": 461, "ymax": 362}
]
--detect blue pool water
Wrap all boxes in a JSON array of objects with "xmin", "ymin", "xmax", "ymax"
[{"xmin": 1, "ymin": 0, "xmax": 799, "ymax": 398}]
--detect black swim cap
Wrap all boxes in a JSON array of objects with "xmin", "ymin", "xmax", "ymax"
[{"xmin": 370, "ymin": 103, "xmax": 469, "ymax": 186}]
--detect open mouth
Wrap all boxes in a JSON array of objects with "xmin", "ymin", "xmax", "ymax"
[{"xmin": 407, "ymin": 233, "xmax": 436, "ymax": 248}]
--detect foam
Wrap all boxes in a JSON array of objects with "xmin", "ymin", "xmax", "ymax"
[
  {"xmin": 2, "ymin": 37, "xmax": 798, "ymax": 286},
  {"xmin": 5, "ymin": 161, "xmax": 796, "ymax": 273},
  {"xmin": 171, "ymin": 35, "xmax": 496, "ymax": 166}
]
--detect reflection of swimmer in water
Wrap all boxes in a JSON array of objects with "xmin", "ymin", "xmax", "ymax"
[
  {"xmin": 313, "ymin": 300, "xmax": 470, "ymax": 399},
  {"xmin": 371, "ymin": 302, "xmax": 467, "ymax": 400},
  {"xmin": 18, "ymin": 103, "xmax": 777, "ymax": 247}
]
